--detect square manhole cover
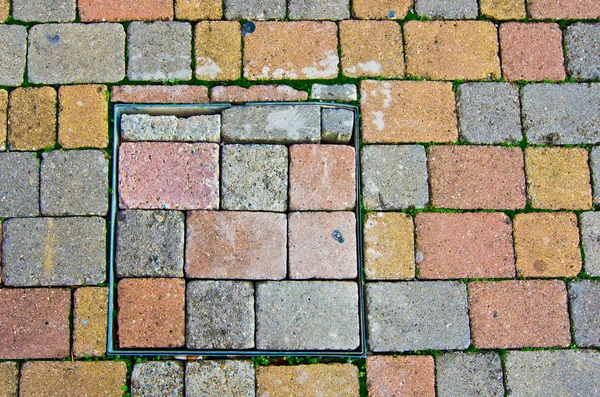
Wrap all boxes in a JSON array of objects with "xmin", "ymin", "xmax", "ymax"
[{"xmin": 107, "ymin": 102, "xmax": 365, "ymax": 357}]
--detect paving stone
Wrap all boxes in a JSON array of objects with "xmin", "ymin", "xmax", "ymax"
[
  {"xmin": 221, "ymin": 144, "xmax": 288, "ymax": 211},
  {"xmin": 78, "ymin": 0, "xmax": 173, "ymax": 21},
  {"xmin": 244, "ymin": 22, "xmax": 339, "ymax": 80},
  {"xmin": 176, "ymin": 0, "xmax": 221, "ymax": 20},
  {"xmin": 0, "ymin": 90, "xmax": 6, "ymax": 150},
  {"xmin": 2, "ymin": 217, "xmax": 106, "ymax": 286},
  {"xmin": 352, "ymin": 0, "xmax": 412, "ymax": 18},
  {"xmin": 221, "ymin": 105, "xmax": 320, "ymax": 143},
  {"xmin": 0, "ymin": 288, "xmax": 70, "ymax": 359},
  {"xmin": 360, "ymin": 80, "xmax": 457, "ymax": 143},
  {"xmin": 73, "ymin": 287, "xmax": 108, "ymax": 358},
  {"xmin": 186, "ymin": 280, "xmax": 255, "ymax": 349},
  {"xmin": 0, "ymin": 223, "xmax": 2, "ymax": 285},
  {"xmin": 28, "ymin": 23, "xmax": 125, "ymax": 84},
  {"xmin": 565, "ymin": 23, "xmax": 600, "ymax": 81},
  {"xmin": 469, "ymin": 280, "xmax": 571, "ymax": 348},
  {"xmin": 0, "ymin": 0, "xmax": 7, "ymax": 21},
  {"xmin": 340, "ymin": 21, "xmax": 404, "ymax": 78},
  {"xmin": 361, "ymin": 145, "xmax": 429, "ymax": 210},
  {"xmin": 521, "ymin": 83, "xmax": 600, "ymax": 144},
  {"xmin": 289, "ymin": 144, "xmax": 356, "ymax": 210},
  {"xmin": 321, "ymin": 108, "xmax": 354, "ymax": 143},
  {"xmin": 525, "ymin": 147, "xmax": 592, "ymax": 210},
  {"xmin": 311, "ymin": 84, "xmax": 357, "ymax": 102},
  {"xmin": 131, "ymin": 361, "xmax": 184, "ymax": 397},
  {"xmin": 41, "ymin": 150, "xmax": 108, "ymax": 216},
  {"xmin": 366, "ymin": 355, "xmax": 435, "ymax": 397},
  {"xmin": 415, "ymin": 212, "xmax": 515, "ymax": 279},
  {"xmin": 364, "ymin": 212, "xmax": 415, "ymax": 280},
  {"xmin": 120, "ymin": 114, "xmax": 220, "ymax": 142},
  {"xmin": 0, "ymin": 25, "xmax": 26, "ymax": 87},
  {"xmin": 504, "ymin": 350, "xmax": 600, "ymax": 397},
  {"xmin": 118, "ymin": 278, "xmax": 185, "ymax": 348},
  {"xmin": 116, "ymin": 210, "xmax": 185, "ymax": 278},
  {"xmin": 436, "ymin": 352, "xmax": 504, "ymax": 397},
  {"xmin": 195, "ymin": 21, "xmax": 240, "ymax": 81},
  {"xmin": 257, "ymin": 364, "xmax": 359, "ymax": 396},
  {"xmin": 500, "ymin": 23, "xmax": 566, "ymax": 82},
  {"xmin": 186, "ymin": 211, "xmax": 286, "ymax": 279},
  {"xmin": 404, "ymin": 21, "xmax": 501, "ymax": 80},
  {"xmin": 289, "ymin": 0, "xmax": 349, "ymax": 20},
  {"xmin": 528, "ymin": 0, "xmax": 600, "ymax": 19},
  {"xmin": 0, "ymin": 152, "xmax": 40, "ymax": 218},
  {"xmin": 288, "ymin": 212, "xmax": 357, "ymax": 279},
  {"xmin": 118, "ymin": 142, "xmax": 219, "ymax": 210},
  {"xmin": 127, "ymin": 22, "xmax": 191, "ymax": 82},
  {"xmin": 0, "ymin": 362, "xmax": 18, "ymax": 397},
  {"xmin": 256, "ymin": 281, "xmax": 359, "ymax": 350},
  {"xmin": 111, "ymin": 85, "xmax": 209, "ymax": 103},
  {"xmin": 456, "ymin": 82, "xmax": 522, "ymax": 144},
  {"xmin": 12, "ymin": 0, "xmax": 75, "ymax": 21},
  {"xmin": 211, "ymin": 85, "xmax": 308, "ymax": 103},
  {"xmin": 479, "ymin": 0, "xmax": 526, "ymax": 19},
  {"xmin": 7, "ymin": 87, "xmax": 56, "ymax": 151},
  {"xmin": 569, "ymin": 280, "xmax": 600, "ymax": 347},
  {"xmin": 428, "ymin": 146, "xmax": 526, "ymax": 210},
  {"xmin": 187, "ymin": 361, "xmax": 255, "ymax": 396},
  {"xmin": 513, "ymin": 212, "xmax": 582, "ymax": 278},
  {"xmin": 367, "ymin": 281, "xmax": 470, "ymax": 352},
  {"xmin": 19, "ymin": 361, "xmax": 127, "ymax": 397},
  {"xmin": 224, "ymin": 0, "xmax": 285, "ymax": 20},
  {"xmin": 58, "ymin": 85, "xmax": 108, "ymax": 149},
  {"xmin": 581, "ymin": 212, "xmax": 600, "ymax": 276},
  {"xmin": 415, "ymin": 0, "xmax": 478, "ymax": 19}
]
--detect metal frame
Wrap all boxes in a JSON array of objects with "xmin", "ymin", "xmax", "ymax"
[{"xmin": 107, "ymin": 102, "xmax": 366, "ymax": 358}]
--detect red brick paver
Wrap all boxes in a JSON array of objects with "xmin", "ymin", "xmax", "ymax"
[
  {"xmin": 528, "ymin": 0, "xmax": 600, "ymax": 19},
  {"xmin": 416, "ymin": 212, "xmax": 515, "ymax": 279},
  {"xmin": 469, "ymin": 280, "xmax": 571, "ymax": 348},
  {"xmin": 0, "ymin": 288, "xmax": 70, "ymax": 359},
  {"xmin": 500, "ymin": 23, "xmax": 566, "ymax": 82},
  {"xmin": 58, "ymin": 85, "xmax": 108, "ymax": 149},
  {"xmin": 428, "ymin": 146, "xmax": 526, "ymax": 210},
  {"xmin": 73, "ymin": 287, "xmax": 108, "ymax": 358},
  {"xmin": 367, "ymin": 355, "xmax": 435, "ymax": 397},
  {"xmin": 78, "ymin": 0, "xmax": 174, "ymax": 22},
  {"xmin": 117, "ymin": 278, "xmax": 185, "ymax": 348},
  {"xmin": 111, "ymin": 85, "xmax": 209, "ymax": 103},
  {"xmin": 8, "ymin": 87, "xmax": 56, "ymax": 151},
  {"xmin": 210, "ymin": 85, "xmax": 308, "ymax": 103}
]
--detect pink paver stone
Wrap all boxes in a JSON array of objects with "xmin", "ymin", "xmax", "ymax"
[
  {"xmin": 415, "ymin": 212, "xmax": 515, "ymax": 279},
  {"xmin": 119, "ymin": 142, "xmax": 219, "ymax": 210},
  {"xmin": 528, "ymin": 0, "xmax": 600, "ymax": 19},
  {"xmin": 289, "ymin": 144, "xmax": 356, "ymax": 211},
  {"xmin": 79, "ymin": 0, "xmax": 173, "ymax": 22},
  {"xmin": 185, "ymin": 211, "xmax": 287, "ymax": 280},
  {"xmin": 0, "ymin": 288, "xmax": 70, "ymax": 359},
  {"xmin": 367, "ymin": 355, "xmax": 435, "ymax": 397},
  {"xmin": 210, "ymin": 85, "xmax": 308, "ymax": 103},
  {"xmin": 289, "ymin": 211, "xmax": 357, "ymax": 279},
  {"xmin": 111, "ymin": 85, "xmax": 208, "ymax": 103}
]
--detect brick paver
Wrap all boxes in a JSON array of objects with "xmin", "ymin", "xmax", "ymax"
[
  {"xmin": 363, "ymin": 212, "xmax": 415, "ymax": 280},
  {"xmin": 73, "ymin": 287, "xmax": 108, "ymax": 358},
  {"xmin": 528, "ymin": 0, "xmax": 600, "ymax": 19},
  {"xmin": 0, "ymin": 361, "xmax": 18, "ymax": 397},
  {"xmin": 428, "ymin": 146, "xmax": 526, "ymax": 210},
  {"xmin": 0, "ymin": 288, "xmax": 70, "ymax": 359},
  {"xmin": 78, "ymin": 0, "xmax": 173, "ymax": 21},
  {"xmin": 19, "ymin": 361, "xmax": 127, "ymax": 397},
  {"xmin": 117, "ymin": 278, "xmax": 185, "ymax": 348},
  {"xmin": 0, "ymin": 25, "xmax": 26, "ymax": 87},
  {"xmin": 131, "ymin": 361, "xmax": 184, "ymax": 397},
  {"xmin": 360, "ymin": 80, "xmax": 457, "ymax": 143},
  {"xmin": 569, "ymin": 280, "xmax": 600, "ymax": 347},
  {"xmin": 513, "ymin": 212, "xmax": 582, "ymax": 278},
  {"xmin": 322, "ymin": 108, "xmax": 354, "ymax": 143},
  {"xmin": 211, "ymin": 85, "xmax": 308, "ymax": 103},
  {"xmin": 565, "ymin": 23, "xmax": 600, "ymax": 81},
  {"xmin": 121, "ymin": 113, "xmax": 220, "ymax": 142},
  {"xmin": 243, "ymin": 22, "xmax": 339, "ymax": 80},
  {"xmin": 12, "ymin": 0, "xmax": 75, "ymax": 22},
  {"xmin": 352, "ymin": 0, "xmax": 412, "ymax": 19},
  {"xmin": 111, "ymin": 85, "xmax": 208, "ymax": 103},
  {"xmin": 8, "ymin": 87, "xmax": 56, "ymax": 151},
  {"xmin": 195, "ymin": 21, "xmax": 241, "ymax": 81},
  {"xmin": 311, "ymin": 84, "xmax": 357, "ymax": 101},
  {"xmin": 288, "ymin": 0, "xmax": 349, "ymax": 20},
  {"xmin": 580, "ymin": 212, "xmax": 600, "ymax": 276},
  {"xmin": 468, "ymin": 280, "xmax": 571, "ymax": 349},
  {"xmin": 176, "ymin": 0, "xmax": 221, "ymax": 20},
  {"xmin": 0, "ymin": 152, "xmax": 39, "ymax": 218},
  {"xmin": 0, "ymin": 0, "xmax": 7, "ymax": 21},
  {"xmin": 415, "ymin": 0, "xmax": 478, "ymax": 19},
  {"xmin": 404, "ymin": 21, "xmax": 501, "ymax": 80},
  {"xmin": 340, "ymin": 21, "xmax": 404, "ymax": 78},
  {"xmin": 0, "ymin": 90, "xmax": 6, "ymax": 151},
  {"xmin": 415, "ymin": 212, "xmax": 515, "ymax": 279},
  {"xmin": 28, "ymin": 23, "xmax": 125, "ymax": 84},
  {"xmin": 436, "ymin": 352, "xmax": 504, "ymax": 397},
  {"xmin": 367, "ymin": 355, "xmax": 435, "ymax": 397},
  {"xmin": 187, "ymin": 361, "xmax": 255, "ymax": 396},
  {"xmin": 58, "ymin": 85, "xmax": 108, "ymax": 149},
  {"xmin": 224, "ymin": 0, "xmax": 285, "ymax": 20},
  {"xmin": 479, "ymin": 0, "xmax": 526, "ymax": 19},
  {"xmin": 257, "ymin": 364, "xmax": 359, "ymax": 397}
]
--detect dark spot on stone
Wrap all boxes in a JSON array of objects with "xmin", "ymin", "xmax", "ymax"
[
  {"xmin": 332, "ymin": 229, "xmax": 344, "ymax": 243},
  {"xmin": 46, "ymin": 34, "xmax": 60, "ymax": 46},
  {"xmin": 388, "ymin": 9, "xmax": 396, "ymax": 18},
  {"xmin": 541, "ymin": 132, "xmax": 560, "ymax": 144},
  {"xmin": 533, "ymin": 259, "xmax": 547, "ymax": 272},
  {"xmin": 241, "ymin": 21, "xmax": 256, "ymax": 36},
  {"xmin": 492, "ymin": 311, "xmax": 498, "ymax": 318}
]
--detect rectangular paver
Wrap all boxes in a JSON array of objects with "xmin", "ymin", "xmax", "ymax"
[
  {"xmin": 352, "ymin": 0, "xmax": 412, "ymax": 18},
  {"xmin": 0, "ymin": 90, "xmax": 6, "ymax": 150},
  {"xmin": 211, "ymin": 85, "xmax": 308, "ymax": 103},
  {"xmin": 12, "ymin": 0, "xmax": 75, "ymax": 22},
  {"xmin": 528, "ymin": 0, "xmax": 600, "ymax": 19},
  {"xmin": 565, "ymin": 23, "xmax": 600, "ymax": 81},
  {"xmin": 73, "ymin": 287, "xmax": 108, "ymax": 358},
  {"xmin": 580, "ymin": 212, "xmax": 600, "ymax": 276},
  {"xmin": 132, "ymin": 362, "xmax": 184, "ymax": 397},
  {"xmin": 311, "ymin": 83, "xmax": 357, "ymax": 102},
  {"xmin": 195, "ymin": 21, "xmax": 241, "ymax": 81},
  {"xmin": 569, "ymin": 280, "xmax": 600, "ymax": 347},
  {"xmin": 436, "ymin": 352, "xmax": 504, "ymax": 397},
  {"xmin": 176, "ymin": 0, "xmax": 222, "ymax": 20},
  {"xmin": 225, "ymin": 0, "xmax": 285, "ymax": 20},
  {"xmin": 78, "ymin": 0, "xmax": 173, "ymax": 21},
  {"xmin": 0, "ymin": 362, "xmax": 18, "ymax": 397},
  {"xmin": 288, "ymin": 0, "xmax": 349, "ymax": 20},
  {"xmin": 367, "ymin": 356, "xmax": 435, "ymax": 397},
  {"xmin": 415, "ymin": 0, "xmax": 478, "ymax": 19},
  {"xmin": 187, "ymin": 361, "xmax": 255, "ymax": 396},
  {"xmin": 111, "ymin": 85, "xmax": 208, "ymax": 103},
  {"xmin": 8, "ymin": 87, "xmax": 56, "ymax": 151},
  {"xmin": 0, "ymin": 152, "xmax": 39, "ymax": 218},
  {"xmin": 0, "ymin": 26, "xmax": 27, "ymax": 87},
  {"xmin": 480, "ymin": 0, "xmax": 526, "ymax": 19},
  {"xmin": 58, "ymin": 85, "xmax": 108, "ymax": 149},
  {"xmin": 120, "ymin": 114, "xmax": 220, "ymax": 142}
]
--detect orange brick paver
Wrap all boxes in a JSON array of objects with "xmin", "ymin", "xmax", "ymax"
[
  {"xmin": 480, "ymin": 0, "xmax": 526, "ymax": 19},
  {"xmin": 78, "ymin": 0, "xmax": 174, "ymax": 22},
  {"xmin": 528, "ymin": 0, "xmax": 600, "ymax": 19},
  {"xmin": 7, "ymin": 87, "xmax": 56, "ymax": 151},
  {"xmin": 0, "ymin": 0, "xmax": 7, "ymax": 21},
  {"xmin": 367, "ymin": 356, "xmax": 435, "ymax": 397},
  {"xmin": 352, "ymin": 0, "xmax": 412, "ymax": 19},
  {"xmin": 58, "ymin": 85, "xmax": 108, "ymax": 149},
  {"xmin": 195, "ymin": 21, "xmax": 241, "ymax": 81},
  {"xmin": 0, "ymin": 361, "xmax": 18, "ymax": 397},
  {"xmin": 73, "ymin": 287, "xmax": 108, "ymax": 358},
  {"xmin": 176, "ymin": 0, "xmax": 222, "ymax": 20}
]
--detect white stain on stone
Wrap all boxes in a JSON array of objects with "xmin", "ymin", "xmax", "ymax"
[
  {"xmin": 195, "ymin": 57, "xmax": 222, "ymax": 79},
  {"xmin": 265, "ymin": 107, "xmax": 306, "ymax": 140},
  {"xmin": 302, "ymin": 51, "xmax": 339, "ymax": 79},
  {"xmin": 372, "ymin": 111, "xmax": 385, "ymax": 131},
  {"xmin": 358, "ymin": 60, "xmax": 383, "ymax": 74},
  {"xmin": 381, "ymin": 81, "xmax": 392, "ymax": 108}
]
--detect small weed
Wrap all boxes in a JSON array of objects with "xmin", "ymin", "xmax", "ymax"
[{"xmin": 251, "ymin": 356, "xmax": 272, "ymax": 366}]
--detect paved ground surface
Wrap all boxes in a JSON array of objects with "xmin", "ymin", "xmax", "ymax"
[{"xmin": 1, "ymin": 0, "xmax": 600, "ymax": 395}]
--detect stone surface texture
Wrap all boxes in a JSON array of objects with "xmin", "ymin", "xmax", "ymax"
[
  {"xmin": 435, "ymin": 352, "xmax": 505, "ymax": 397},
  {"xmin": 131, "ymin": 361, "xmax": 184, "ymax": 397},
  {"xmin": 195, "ymin": 21, "xmax": 241, "ymax": 81},
  {"xmin": 0, "ymin": 362, "xmax": 18, "ymax": 397},
  {"xmin": 78, "ymin": 0, "xmax": 173, "ymax": 21},
  {"xmin": 415, "ymin": 0, "xmax": 478, "ymax": 19},
  {"xmin": 528, "ymin": 0, "xmax": 600, "ymax": 19},
  {"xmin": 186, "ymin": 360, "xmax": 256, "ymax": 396},
  {"xmin": 111, "ymin": 85, "xmax": 209, "ymax": 103},
  {"xmin": 0, "ymin": 152, "xmax": 40, "ymax": 218},
  {"xmin": 569, "ymin": 280, "xmax": 600, "ymax": 347},
  {"xmin": 581, "ymin": 211, "xmax": 600, "ymax": 276},
  {"xmin": 12, "ymin": 0, "xmax": 75, "ymax": 22},
  {"xmin": 120, "ymin": 114, "xmax": 220, "ymax": 142},
  {"xmin": 480, "ymin": 0, "xmax": 526, "ymax": 19},
  {"xmin": 565, "ymin": 23, "xmax": 600, "ymax": 80},
  {"xmin": 311, "ymin": 84, "xmax": 357, "ymax": 101},
  {"xmin": 352, "ymin": 0, "xmax": 412, "ymax": 18},
  {"xmin": 224, "ymin": 0, "xmax": 285, "ymax": 20},
  {"xmin": 321, "ymin": 108, "xmax": 354, "ymax": 143},
  {"xmin": 0, "ymin": 90, "xmax": 6, "ymax": 150},
  {"xmin": 0, "ymin": 25, "xmax": 27, "ymax": 87},
  {"xmin": 73, "ymin": 287, "xmax": 108, "ymax": 358},
  {"xmin": 288, "ymin": 0, "xmax": 350, "ymax": 20},
  {"xmin": 367, "ymin": 355, "xmax": 435, "ymax": 397},
  {"xmin": 211, "ymin": 85, "xmax": 308, "ymax": 103},
  {"xmin": 176, "ymin": 0, "xmax": 222, "ymax": 20},
  {"xmin": 8, "ymin": 87, "xmax": 56, "ymax": 151},
  {"xmin": 58, "ymin": 85, "xmax": 108, "ymax": 148}
]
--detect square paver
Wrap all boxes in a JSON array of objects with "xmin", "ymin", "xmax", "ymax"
[
  {"xmin": 131, "ymin": 362, "xmax": 184, "ymax": 397},
  {"xmin": 565, "ymin": 23, "xmax": 600, "ymax": 81},
  {"xmin": 0, "ymin": 152, "xmax": 40, "ymax": 218},
  {"xmin": 0, "ymin": 25, "xmax": 27, "ymax": 87},
  {"xmin": 8, "ymin": 87, "xmax": 57, "ymax": 151},
  {"xmin": 367, "ymin": 356, "xmax": 435, "ymax": 397},
  {"xmin": 195, "ymin": 21, "xmax": 241, "ymax": 81},
  {"xmin": 569, "ymin": 280, "xmax": 600, "ymax": 347},
  {"xmin": 186, "ymin": 280, "xmax": 255, "ymax": 349},
  {"xmin": 186, "ymin": 361, "xmax": 255, "ymax": 396},
  {"xmin": 580, "ymin": 212, "xmax": 600, "ymax": 276},
  {"xmin": 127, "ymin": 22, "xmax": 192, "ymax": 82},
  {"xmin": 256, "ymin": 281, "xmax": 359, "ymax": 350},
  {"xmin": 41, "ymin": 150, "xmax": 109, "ymax": 216},
  {"xmin": 221, "ymin": 144, "xmax": 288, "ymax": 211},
  {"xmin": 435, "ymin": 352, "xmax": 504, "ymax": 397},
  {"xmin": 321, "ymin": 108, "xmax": 354, "ymax": 143},
  {"xmin": 116, "ymin": 210, "xmax": 185, "ymax": 278},
  {"xmin": 12, "ymin": 0, "xmax": 75, "ymax": 22}
]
